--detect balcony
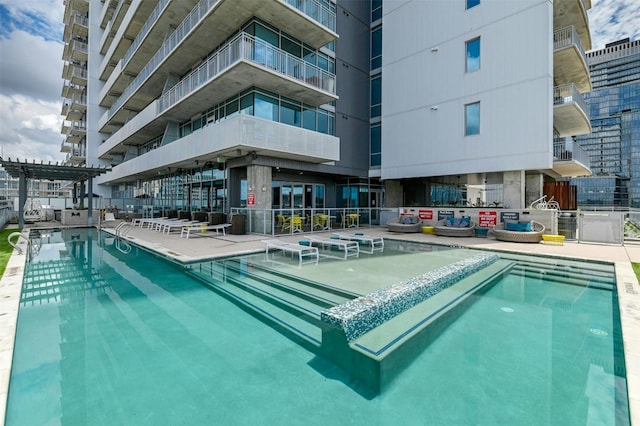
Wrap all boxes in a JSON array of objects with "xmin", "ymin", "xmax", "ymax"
[
  {"xmin": 553, "ymin": 83, "xmax": 591, "ymax": 137},
  {"xmin": 554, "ymin": 0, "xmax": 591, "ymax": 51},
  {"xmin": 103, "ymin": 32, "xmax": 337, "ymax": 130},
  {"xmin": 100, "ymin": 0, "xmax": 337, "ymax": 108},
  {"xmin": 63, "ymin": 13, "xmax": 88, "ymax": 41},
  {"xmin": 552, "ymin": 138, "xmax": 591, "ymax": 177},
  {"xmin": 60, "ymin": 141, "xmax": 72, "ymax": 153},
  {"xmin": 99, "ymin": 114, "xmax": 340, "ymax": 184},
  {"xmin": 553, "ymin": 26, "xmax": 591, "ymax": 93},
  {"xmin": 98, "ymin": 0, "xmax": 165, "ymax": 80}
]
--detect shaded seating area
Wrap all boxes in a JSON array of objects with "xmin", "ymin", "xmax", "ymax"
[
  {"xmin": 493, "ymin": 220, "xmax": 545, "ymax": 243},
  {"xmin": 433, "ymin": 217, "xmax": 475, "ymax": 237}
]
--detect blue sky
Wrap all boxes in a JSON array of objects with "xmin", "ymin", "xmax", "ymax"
[{"xmin": 0, "ymin": 0, "xmax": 638, "ymax": 163}]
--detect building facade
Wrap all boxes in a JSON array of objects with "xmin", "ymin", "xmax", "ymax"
[
  {"xmin": 572, "ymin": 38, "xmax": 640, "ymax": 208},
  {"xmin": 60, "ymin": 0, "xmax": 592, "ymax": 216}
]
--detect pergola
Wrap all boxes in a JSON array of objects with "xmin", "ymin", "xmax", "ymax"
[{"xmin": 0, "ymin": 158, "xmax": 111, "ymax": 228}]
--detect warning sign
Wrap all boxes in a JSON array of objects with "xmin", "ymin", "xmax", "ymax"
[
  {"xmin": 478, "ymin": 211, "xmax": 497, "ymax": 227},
  {"xmin": 418, "ymin": 209, "xmax": 433, "ymax": 220},
  {"xmin": 247, "ymin": 193, "xmax": 255, "ymax": 206}
]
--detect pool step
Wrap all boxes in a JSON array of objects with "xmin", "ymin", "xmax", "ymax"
[
  {"xmin": 510, "ymin": 261, "xmax": 615, "ymax": 290},
  {"xmin": 186, "ymin": 259, "xmax": 357, "ymax": 349}
]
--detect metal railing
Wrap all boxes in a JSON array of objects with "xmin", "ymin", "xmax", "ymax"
[
  {"xmin": 553, "ymin": 138, "xmax": 591, "ymax": 167},
  {"xmin": 553, "ymin": 25, "xmax": 586, "ymax": 59},
  {"xmin": 158, "ymin": 32, "xmax": 336, "ymax": 112},
  {"xmin": 553, "ymin": 83, "xmax": 590, "ymax": 121},
  {"xmin": 112, "ymin": 0, "xmax": 336, "ymax": 121}
]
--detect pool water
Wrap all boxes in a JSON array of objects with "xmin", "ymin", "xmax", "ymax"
[{"xmin": 5, "ymin": 229, "xmax": 629, "ymax": 425}]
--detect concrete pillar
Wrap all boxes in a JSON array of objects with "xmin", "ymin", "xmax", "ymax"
[
  {"xmin": 247, "ymin": 165, "xmax": 272, "ymax": 233},
  {"xmin": 503, "ymin": 170, "xmax": 525, "ymax": 209},
  {"xmin": 18, "ymin": 171, "xmax": 26, "ymax": 228},
  {"xmin": 384, "ymin": 180, "xmax": 403, "ymax": 207},
  {"xmin": 87, "ymin": 176, "xmax": 93, "ymax": 226},
  {"xmin": 525, "ymin": 173, "xmax": 544, "ymax": 208}
]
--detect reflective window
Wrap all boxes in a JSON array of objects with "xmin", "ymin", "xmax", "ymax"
[
  {"xmin": 371, "ymin": 26, "xmax": 382, "ymax": 70},
  {"xmin": 465, "ymin": 102, "xmax": 480, "ymax": 135},
  {"xmin": 370, "ymin": 123, "xmax": 381, "ymax": 166},
  {"xmin": 466, "ymin": 37, "xmax": 480, "ymax": 73},
  {"xmin": 371, "ymin": 75, "xmax": 381, "ymax": 118}
]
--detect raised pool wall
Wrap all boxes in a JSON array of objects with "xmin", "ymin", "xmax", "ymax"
[{"xmin": 320, "ymin": 253, "xmax": 500, "ymax": 393}]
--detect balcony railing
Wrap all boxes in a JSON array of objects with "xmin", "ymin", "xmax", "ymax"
[
  {"xmin": 157, "ymin": 32, "xmax": 336, "ymax": 113},
  {"xmin": 283, "ymin": 0, "xmax": 336, "ymax": 31},
  {"xmin": 554, "ymin": 138, "xmax": 590, "ymax": 167},
  {"xmin": 553, "ymin": 25, "xmax": 586, "ymax": 58},
  {"xmin": 121, "ymin": 0, "xmax": 170, "ymax": 68},
  {"xmin": 553, "ymin": 83, "xmax": 590, "ymax": 120}
]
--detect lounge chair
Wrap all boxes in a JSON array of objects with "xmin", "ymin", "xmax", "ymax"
[
  {"xmin": 433, "ymin": 218, "xmax": 475, "ymax": 237},
  {"xmin": 180, "ymin": 223, "xmax": 231, "ymax": 238},
  {"xmin": 332, "ymin": 232, "xmax": 384, "ymax": 253},
  {"xmin": 304, "ymin": 236, "xmax": 360, "ymax": 260},
  {"xmin": 263, "ymin": 239, "xmax": 319, "ymax": 266},
  {"xmin": 493, "ymin": 221, "xmax": 545, "ymax": 243}
]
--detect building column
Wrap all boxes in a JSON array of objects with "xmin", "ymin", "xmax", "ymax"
[
  {"xmin": 503, "ymin": 170, "xmax": 525, "ymax": 209},
  {"xmin": 18, "ymin": 170, "xmax": 26, "ymax": 228},
  {"xmin": 247, "ymin": 165, "xmax": 272, "ymax": 233},
  {"xmin": 525, "ymin": 173, "xmax": 544, "ymax": 208},
  {"xmin": 384, "ymin": 180, "xmax": 403, "ymax": 207}
]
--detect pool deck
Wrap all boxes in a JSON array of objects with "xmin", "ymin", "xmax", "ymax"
[{"xmin": 1, "ymin": 223, "xmax": 640, "ymax": 424}]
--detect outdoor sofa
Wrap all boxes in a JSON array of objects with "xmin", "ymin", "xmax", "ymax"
[
  {"xmin": 433, "ymin": 217, "xmax": 475, "ymax": 237},
  {"xmin": 493, "ymin": 220, "xmax": 545, "ymax": 243},
  {"xmin": 387, "ymin": 216, "xmax": 423, "ymax": 233}
]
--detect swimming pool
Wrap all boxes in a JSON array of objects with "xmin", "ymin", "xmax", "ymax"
[{"xmin": 5, "ymin": 229, "xmax": 630, "ymax": 425}]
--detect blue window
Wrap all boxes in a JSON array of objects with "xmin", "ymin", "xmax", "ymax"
[
  {"xmin": 370, "ymin": 123, "xmax": 381, "ymax": 166},
  {"xmin": 465, "ymin": 102, "xmax": 480, "ymax": 136},
  {"xmin": 371, "ymin": 26, "xmax": 382, "ymax": 70},
  {"xmin": 371, "ymin": 75, "xmax": 381, "ymax": 118},
  {"xmin": 466, "ymin": 0, "xmax": 480, "ymax": 9},
  {"xmin": 466, "ymin": 37, "xmax": 480, "ymax": 72}
]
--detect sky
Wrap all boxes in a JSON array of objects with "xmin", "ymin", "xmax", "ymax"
[{"xmin": 0, "ymin": 0, "xmax": 639, "ymax": 165}]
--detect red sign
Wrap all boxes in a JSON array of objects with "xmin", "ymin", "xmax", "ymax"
[
  {"xmin": 418, "ymin": 209, "xmax": 433, "ymax": 220},
  {"xmin": 478, "ymin": 211, "xmax": 497, "ymax": 227},
  {"xmin": 247, "ymin": 193, "xmax": 255, "ymax": 206}
]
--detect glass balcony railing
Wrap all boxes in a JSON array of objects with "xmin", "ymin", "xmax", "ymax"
[
  {"xmin": 112, "ymin": 0, "xmax": 336, "ymax": 122},
  {"xmin": 157, "ymin": 32, "xmax": 336, "ymax": 113}
]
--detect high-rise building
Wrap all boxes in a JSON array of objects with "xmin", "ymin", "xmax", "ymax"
[
  {"xmin": 60, "ymin": 1, "xmax": 592, "ymax": 215},
  {"xmin": 572, "ymin": 38, "xmax": 640, "ymax": 208}
]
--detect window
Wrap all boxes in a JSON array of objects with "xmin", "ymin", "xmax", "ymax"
[
  {"xmin": 371, "ymin": 75, "xmax": 381, "ymax": 118},
  {"xmin": 371, "ymin": 26, "xmax": 382, "ymax": 70},
  {"xmin": 370, "ymin": 123, "xmax": 381, "ymax": 166},
  {"xmin": 466, "ymin": 0, "xmax": 480, "ymax": 9},
  {"xmin": 466, "ymin": 37, "xmax": 480, "ymax": 72},
  {"xmin": 465, "ymin": 102, "xmax": 480, "ymax": 135}
]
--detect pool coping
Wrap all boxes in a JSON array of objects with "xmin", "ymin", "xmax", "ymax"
[{"xmin": 0, "ymin": 227, "xmax": 639, "ymax": 424}]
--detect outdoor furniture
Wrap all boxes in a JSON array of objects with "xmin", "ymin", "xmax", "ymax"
[
  {"xmin": 493, "ymin": 220, "xmax": 545, "ymax": 243},
  {"xmin": 333, "ymin": 232, "xmax": 384, "ymax": 253},
  {"xmin": 180, "ymin": 223, "xmax": 232, "ymax": 238},
  {"xmin": 263, "ymin": 239, "xmax": 319, "ymax": 266},
  {"xmin": 433, "ymin": 218, "xmax": 475, "ymax": 237},
  {"xmin": 304, "ymin": 236, "xmax": 360, "ymax": 260},
  {"xmin": 387, "ymin": 216, "xmax": 422, "ymax": 233}
]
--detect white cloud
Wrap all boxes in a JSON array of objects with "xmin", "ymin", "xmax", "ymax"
[
  {"xmin": 0, "ymin": 93, "xmax": 64, "ymax": 162},
  {"xmin": 0, "ymin": 0, "xmax": 65, "ymax": 163},
  {"xmin": 588, "ymin": 0, "xmax": 640, "ymax": 50}
]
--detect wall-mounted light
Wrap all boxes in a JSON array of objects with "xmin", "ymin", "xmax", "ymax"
[
  {"xmin": 430, "ymin": 47, "xmax": 439, "ymax": 52},
  {"xmin": 430, "ymin": 105, "xmax": 439, "ymax": 111},
  {"xmin": 261, "ymin": 186, "xmax": 267, "ymax": 192}
]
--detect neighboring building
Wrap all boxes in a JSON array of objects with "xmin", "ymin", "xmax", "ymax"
[
  {"xmin": 60, "ymin": 0, "xmax": 592, "ymax": 215},
  {"xmin": 572, "ymin": 38, "xmax": 640, "ymax": 208}
]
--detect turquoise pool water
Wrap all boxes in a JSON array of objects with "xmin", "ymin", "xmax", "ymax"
[{"xmin": 5, "ymin": 229, "xmax": 629, "ymax": 425}]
